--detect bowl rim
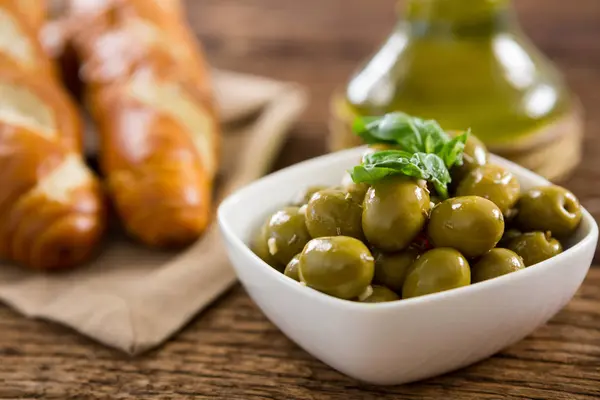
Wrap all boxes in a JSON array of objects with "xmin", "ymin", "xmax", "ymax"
[{"xmin": 218, "ymin": 146, "xmax": 599, "ymax": 313}]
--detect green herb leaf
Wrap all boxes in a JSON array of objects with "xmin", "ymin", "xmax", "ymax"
[
  {"xmin": 362, "ymin": 149, "xmax": 415, "ymax": 165},
  {"xmin": 350, "ymin": 165, "xmax": 400, "ymax": 183},
  {"xmin": 352, "ymin": 112, "xmax": 470, "ymax": 169},
  {"xmin": 413, "ymin": 118, "xmax": 448, "ymax": 152},
  {"xmin": 437, "ymin": 129, "xmax": 469, "ymax": 169},
  {"xmin": 351, "ymin": 116, "xmax": 396, "ymax": 145},
  {"xmin": 412, "ymin": 153, "xmax": 451, "ymax": 199},
  {"xmin": 353, "ymin": 112, "xmax": 451, "ymax": 155},
  {"xmin": 350, "ymin": 112, "xmax": 472, "ymax": 197},
  {"xmin": 351, "ymin": 150, "xmax": 451, "ymax": 199}
]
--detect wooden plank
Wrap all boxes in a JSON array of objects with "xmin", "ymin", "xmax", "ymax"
[{"xmin": 0, "ymin": 269, "xmax": 598, "ymax": 399}]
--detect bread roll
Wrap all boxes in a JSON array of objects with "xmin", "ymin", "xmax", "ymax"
[
  {"xmin": 67, "ymin": 0, "xmax": 220, "ymax": 247},
  {"xmin": 0, "ymin": 0, "xmax": 105, "ymax": 269}
]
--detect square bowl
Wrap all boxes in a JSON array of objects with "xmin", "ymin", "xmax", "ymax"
[{"xmin": 217, "ymin": 146, "xmax": 598, "ymax": 385}]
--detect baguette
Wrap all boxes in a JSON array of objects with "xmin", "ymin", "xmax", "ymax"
[
  {"xmin": 0, "ymin": 0, "xmax": 105, "ymax": 269},
  {"xmin": 67, "ymin": 0, "xmax": 220, "ymax": 248}
]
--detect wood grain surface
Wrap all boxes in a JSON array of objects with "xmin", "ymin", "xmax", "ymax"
[{"xmin": 1, "ymin": 0, "xmax": 600, "ymax": 398}]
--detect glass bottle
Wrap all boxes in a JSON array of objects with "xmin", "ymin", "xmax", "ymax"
[{"xmin": 330, "ymin": 0, "xmax": 582, "ymax": 180}]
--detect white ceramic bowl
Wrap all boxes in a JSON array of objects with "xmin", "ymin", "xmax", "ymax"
[{"xmin": 217, "ymin": 146, "xmax": 598, "ymax": 385}]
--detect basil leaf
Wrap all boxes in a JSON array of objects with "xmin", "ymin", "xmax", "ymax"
[
  {"xmin": 352, "ymin": 116, "xmax": 393, "ymax": 145},
  {"xmin": 378, "ymin": 113, "xmax": 423, "ymax": 152},
  {"xmin": 413, "ymin": 118, "xmax": 448, "ymax": 152},
  {"xmin": 412, "ymin": 153, "xmax": 451, "ymax": 199},
  {"xmin": 353, "ymin": 112, "xmax": 471, "ymax": 170},
  {"xmin": 351, "ymin": 151, "xmax": 452, "ymax": 199},
  {"xmin": 353, "ymin": 112, "xmax": 452, "ymax": 155},
  {"xmin": 350, "ymin": 165, "xmax": 401, "ymax": 183},
  {"xmin": 350, "ymin": 112, "xmax": 473, "ymax": 197},
  {"xmin": 424, "ymin": 134, "xmax": 437, "ymax": 154},
  {"xmin": 437, "ymin": 130, "xmax": 469, "ymax": 169},
  {"xmin": 362, "ymin": 149, "xmax": 415, "ymax": 165},
  {"xmin": 353, "ymin": 112, "xmax": 424, "ymax": 152}
]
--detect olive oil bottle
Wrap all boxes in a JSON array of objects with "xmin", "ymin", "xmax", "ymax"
[{"xmin": 330, "ymin": 0, "xmax": 583, "ymax": 180}]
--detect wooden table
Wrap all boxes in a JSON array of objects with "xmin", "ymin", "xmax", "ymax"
[{"xmin": 2, "ymin": 0, "xmax": 600, "ymax": 398}]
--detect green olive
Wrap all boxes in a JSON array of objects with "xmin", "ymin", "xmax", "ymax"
[
  {"xmin": 362, "ymin": 177, "xmax": 431, "ymax": 252},
  {"xmin": 299, "ymin": 236, "xmax": 375, "ymax": 300},
  {"xmin": 251, "ymin": 219, "xmax": 283, "ymax": 271},
  {"xmin": 305, "ymin": 189, "xmax": 364, "ymax": 239},
  {"xmin": 471, "ymin": 248, "xmax": 525, "ymax": 283},
  {"xmin": 284, "ymin": 254, "xmax": 301, "ymax": 281},
  {"xmin": 292, "ymin": 185, "xmax": 329, "ymax": 206},
  {"xmin": 516, "ymin": 186, "xmax": 583, "ymax": 238},
  {"xmin": 373, "ymin": 248, "xmax": 420, "ymax": 292},
  {"xmin": 266, "ymin": 207, "xmax": 311, "ymax": 265},
  {"xmin": 340, "ymin": 172, "xmax": 370, "ymax": 204},
  {"xmin": 449, "ymin": 131, "xmax": 489, "ymax": 182},
  {"xmin": 507, "ymin": 231, "xmax": 563, "ymax": 267},
  {"xmin": 359, "ymin": 285, "xmax": 400, "ymax": 303},
  {"xmin": 402, "ymin": 248, "xmax": 471, "ymax": 299},
  {"xmin": 428, "ymin": 196, "xmax": 504, "ymax": 258},
  {"xmin": 456, "ymin": 164, "xmax": 520, "ymax": 215},
  {"xmin": 345, "ymin": 182, "xmax": 370, "ymax": 204}
]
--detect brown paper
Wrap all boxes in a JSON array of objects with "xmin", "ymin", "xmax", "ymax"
[{"xmin": 0, "ymin": 70, "xmax": 308, "ymax": 355}]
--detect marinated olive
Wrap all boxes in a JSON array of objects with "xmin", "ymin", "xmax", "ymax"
[
  {"xmin": 456, "ymin": 164, "xmax": 520, "ymax": 215},
  {"xmin": 362, "ymin": 177, "xmax": 431, "ymax": 252},
  {"xmin": 292, "ymin": 185, "xmax": 329, "ymax": 206},
  {"xmin": 284, "ymin": 254, "xmax": 301, "ymax": 281},
  {"xmin": 373, "ymin": 248, "xmax": 420, "ymax": 292},
  {"xmin": 402, "ymin": 248, "xmax": 471, "ymax": 299},
  {"xmin": 516, "ymin": 186, "xmax": 582, "ymax": 238},
  {"xmin": 450, "ymin": 131, "xmax": 489, "ymax": 182},
  {"xmin": 305, "ymin": 189, "xmax": 364, "ymax": 239},
  {"xmin": 266, "ymin": 207, "xmax": 311, "ymax": 265},
  {"xmin": 345, "ymin": 182, "xmax": 370, "ymax": 204},
  {"xmin": 471, "ymin": 248, "xmax": 525, "ymax": 283},
  {"xmin": 359, "ymin": 285, "xmax": 400, "ymax": 303},
  {"xmin": 428, "ymin": 196, "xmax": 504, "ymax": 258},
  {"xmin": 299, "ymin": 236, "xmax": 375, "ymax": 300},
  {"xmin": 507, "ymin": 231, "xmax": 563, "ymax": 267},
  {"xmin": 250, "ymin": 219, "xmax": 283, "ymax": 271}
]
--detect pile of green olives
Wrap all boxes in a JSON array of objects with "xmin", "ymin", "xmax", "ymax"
[{"xmin": 251, "ymin": 136, "xmax": 583, "ymax": 303}]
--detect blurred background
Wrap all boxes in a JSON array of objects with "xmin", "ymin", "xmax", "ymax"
[{"xmin": 188, "ymin": 0, "xmax": 600, "ymax": 165}]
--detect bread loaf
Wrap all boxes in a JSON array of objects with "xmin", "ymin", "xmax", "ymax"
[
  {"xmin": 0, "ymin": 0, "xmax": 105, "ymax": 269},
  {"xmin": 67, "ymin": 0, "xmax": 220, "ymax": 247}
]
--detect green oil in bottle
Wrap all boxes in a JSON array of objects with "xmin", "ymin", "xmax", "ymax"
[{"xmin": 330, "ymin": 0, "xmax": 582, "ymax": 180}]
